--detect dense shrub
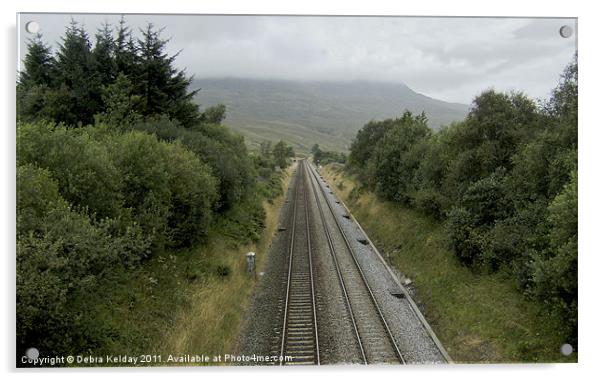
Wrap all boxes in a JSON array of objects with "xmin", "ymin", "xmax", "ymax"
[
  {"xmin": 460, "ymin": 170, "xmax": 511, "ymax": 226},
  {"xmin": 370, "ymin": 113, "xmax": 430, "ymax": 203},
  {"xmin": 347, "ymin": 58, "xmax": 578, "ymax": 344},
  {"xmin": 101, "ymin": 128, "xmax": 220, "ymax": 248},
  {"xmin": 17, "ymin": 121, "xmax": 221, "ymax": 250},
  {"xmin": 411, "ymin": 187, "xmax": 448, "ymax": 220},
  {"xmin": 17, "ymin": 164, "xmax": 126, "ymax": 354},
  {"xmin": 134, "ymin": 116, "xmax": 255, "ymax": 209},
  {"xmin": 311, "ymin": 143, "xmax": 346, "ymax": 165},
  {"xmin": 529, "ymin": 171, "xmax": 578, "ymax": 343},
  {"xmin": 163, "ymin": 141, "xmax": 218, "ymax": 246},
  {"xmin": 213, "ymin": 197, "xmax": 266, "ymax": 243},
  {"xmin": 17, "ymin": 122, "xmax": 123, "ymax": 220},
  {"xmin": 446, "ymin": 207, "xmax": 480, "ymax": 266},
  {"xmin": 252, "ymin": 146, "xmax": 288, "ymax": 202},
  {"xmin": 16, "ymin": 122, "xmax": 224, "ymax": 356},
  {"xmin": 348, "ymin": 118, "xmax": 395, "ymax": 171},
  {"xmin": 106, "ymin": 130, "xmax": 173, "ymax": 247}
]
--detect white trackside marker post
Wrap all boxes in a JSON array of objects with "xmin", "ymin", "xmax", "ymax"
[{"xmin": 246, "ymin": 252, "xmax": 256, "ymax": 278}]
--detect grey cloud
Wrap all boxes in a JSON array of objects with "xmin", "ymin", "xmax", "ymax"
[
  {"xmin": 18, "ymin": 14, "xmax": 576, "ymax": 104},
  {"xmin": 513, "ymin": 19, "xmax": 575, "ymax": 41}
]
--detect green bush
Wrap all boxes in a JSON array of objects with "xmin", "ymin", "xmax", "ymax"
[
  {"xmin": 106, "ymin": 130, "xmax": 172, "ymax": 248},
  {"xmin": 17, "ymin": 121, "xmax": 221, "ymax": 251},
  {"xmin": 370, "ymin": 112, "xmax": 430, "ymax": 203},
  {"xmin": 411, "ymin": 188, "xmax": 447, "ymax": 220},
  {"xmin": 163, "ymin": 141, "xmax": 218, "ymax": 246},
  {"xmin": 134, "ymin": 117, "xmax": 255, "ymax": 210},
  {"xmin": 461, "ymin": 170, "xmax": 511, "ymax": 226},
  {"xmin": 17, "ymin": 164, "xmax": 124, "ymax": 354},
  {"xmin": 106, "ymin": 129, "xmax": 220, "ymax": 248},
  {"xmin": 348, "ymin": 58, "xmax": 578, "ymax": 345},
  {"xmin": 17, "ymin": 122, "xmax": 123, "ymax": 220},
  {"xmin": 529, "ymin": 171, "xmax": 577, "ymax": 344},
  {"xmin": 16, "ymin": 128, "xmax": 222, "ymax": 355},
  {"xmin": 446, "ymin": 207, "xmax": 480, "ymax": 266}
]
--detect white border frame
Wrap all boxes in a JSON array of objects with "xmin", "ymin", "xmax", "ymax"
[{"xmin": 3, "ymin": 1, "xmax": 599, "ymax": 380}]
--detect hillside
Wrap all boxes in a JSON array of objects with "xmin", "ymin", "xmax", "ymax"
[{"xmin": 193, "ymin": 78, "xmax": 468, "ymax": 153}]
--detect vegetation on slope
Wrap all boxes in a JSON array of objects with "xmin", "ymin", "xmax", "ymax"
[
  {"xmin": 16, "ymin": 18, "xmax": 295, "ymax": 362},
  {"xmin": 193, "ymin": 78, "xmax": 469, "ymax": 153},
  {"xmin": 345, "ymin": 58, "xmax": 578, "ymax": 350},
  {"xmin": 322, "ymin": 164, "xmax": 576, "ymax": 363}
]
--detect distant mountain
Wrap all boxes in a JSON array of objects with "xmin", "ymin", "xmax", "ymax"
[{"xmin": 192, "ymin": 78, "xmax": 469, "ymax": 153}]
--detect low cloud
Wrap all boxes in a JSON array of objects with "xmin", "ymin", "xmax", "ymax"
[{"xmin": 19, "ymin": 14, "xmax": 576, "ymax": 103}]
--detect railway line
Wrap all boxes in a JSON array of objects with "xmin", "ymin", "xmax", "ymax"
[
  {"xmin": 275, "ymin": 160, "xmax": 405, "ymax": 365},
  {"xmin": 305, "ymin": 160, "xmax": 405, "ymax": 364},
  {"xmin": 278, "ymin": 162, "xmax": 320, "ymax": 365}
]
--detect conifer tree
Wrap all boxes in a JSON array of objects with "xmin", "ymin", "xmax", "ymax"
[
  {"xmin": 18, "ymin": 34, "xmax": 54, "ymax": 88},
  {"xmin": 19, "ymin": 18, "xmax": 204, "ymax": 128},
  {"xmin": 54, "ymin": 20, "xmax": 100, "ymax": 125},
  {"xmin": 17, "ymin": 34, "xmax": 55, "ymax": 121},
  {"xmin": 99, "ymin": 73, "xmax": 143, "ymax": 127},
  {"xmin": 137, "ymin": 23, "xmax": 200, "ymax": 127},
  {"xmin": 92, "ymin": 23, "xmax": 118, "ymax": 87},
  {"xmin": 115, "ymin": 16, "xmax": 139, "ymax": 78}
]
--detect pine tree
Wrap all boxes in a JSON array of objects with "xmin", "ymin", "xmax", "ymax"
[
  {"xmin": 54, "ymin": 20, "xmax": 100, "ymax": 125},
  {"xmin": 17, "ymin": 34, "xmax": 55, "ymax": 121},
  {"xmin": 92, "ymin": 23, "xmax": 117, "ymax": 86},
  {"xmin": 115, "ymin": 16, "xmax": 139, "ymax": 78},
  {"xmin": 18, "ymin": 34, "xmax": 54, "ymax": 88},
  {"xmin": 18, "ymin": 18, "xmax": 202, "ymax": 128},
  {"xmin": 137, "ymin": 23, "xmax": 200, "ymax": 127},
  {"xmin": 99, "ymin": 73, "xmax": 143, "ymax": 127}
]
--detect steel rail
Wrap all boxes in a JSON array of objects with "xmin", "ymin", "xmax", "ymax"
[
  {"xmin": 305, "ymin": 160, "xmax": 368, "ymax": 364},
  {"xmin": 304, "ymin": 169, "xmax": 321, "ymax": 365},
  {"xmin": 305, "ymin": 161, "xmax": 406, "ymax": 364},
  {"xmin": 278, "ymin": 165, "xmax": 299, "ymax": 365},
  {"xmin": 278, "ymin": 162, "xmax": 320, "ymax": 365}
]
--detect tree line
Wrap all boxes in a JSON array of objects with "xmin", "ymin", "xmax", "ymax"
[
  {"xmin": 18, "ymin": 18, "xmax": 226, "ymax": 128},
  {"xmin": 311, "ymin": 143, "xmax": 347, "ymax": 165},
  {"xmin": 16, "ymin": 19, "xmax": 292, "ymax": 357},
  {"xmin": 259, "ymin": 140, "xmax": 295, "ymax": 169},
  {"xmin": 347, "ymin": 59, "xmax": 577, "ymax": 346}
]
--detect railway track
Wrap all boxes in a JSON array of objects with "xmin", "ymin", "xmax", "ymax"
[
  {"xmin": 304, "ymin": 160, "xmax": 405, "ymax": 365},
  {"xmin": 274, "ymin": 160, "xmax": 404, "ymax": 365},
  {"xmin": 278, "ymin": 162, "xmax": 320, "ymax": 365}
]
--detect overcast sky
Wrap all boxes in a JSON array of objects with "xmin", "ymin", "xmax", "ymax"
[{"xmin": 18, "ymin": 13, "xmax": 576, "ymax": 104}]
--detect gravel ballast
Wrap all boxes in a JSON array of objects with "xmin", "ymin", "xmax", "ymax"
[
  {"xmin": 307, "ymin": 162, "xmax": 449, "ymax": 364},
  {"xmin": 237, "ymin": 161, "xmax": 450, "ymax": 365}
]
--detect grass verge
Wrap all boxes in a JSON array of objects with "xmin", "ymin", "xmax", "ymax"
[{"xmin": 320, "ymin": 163, "xmax": 576, "ymax": 363}]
